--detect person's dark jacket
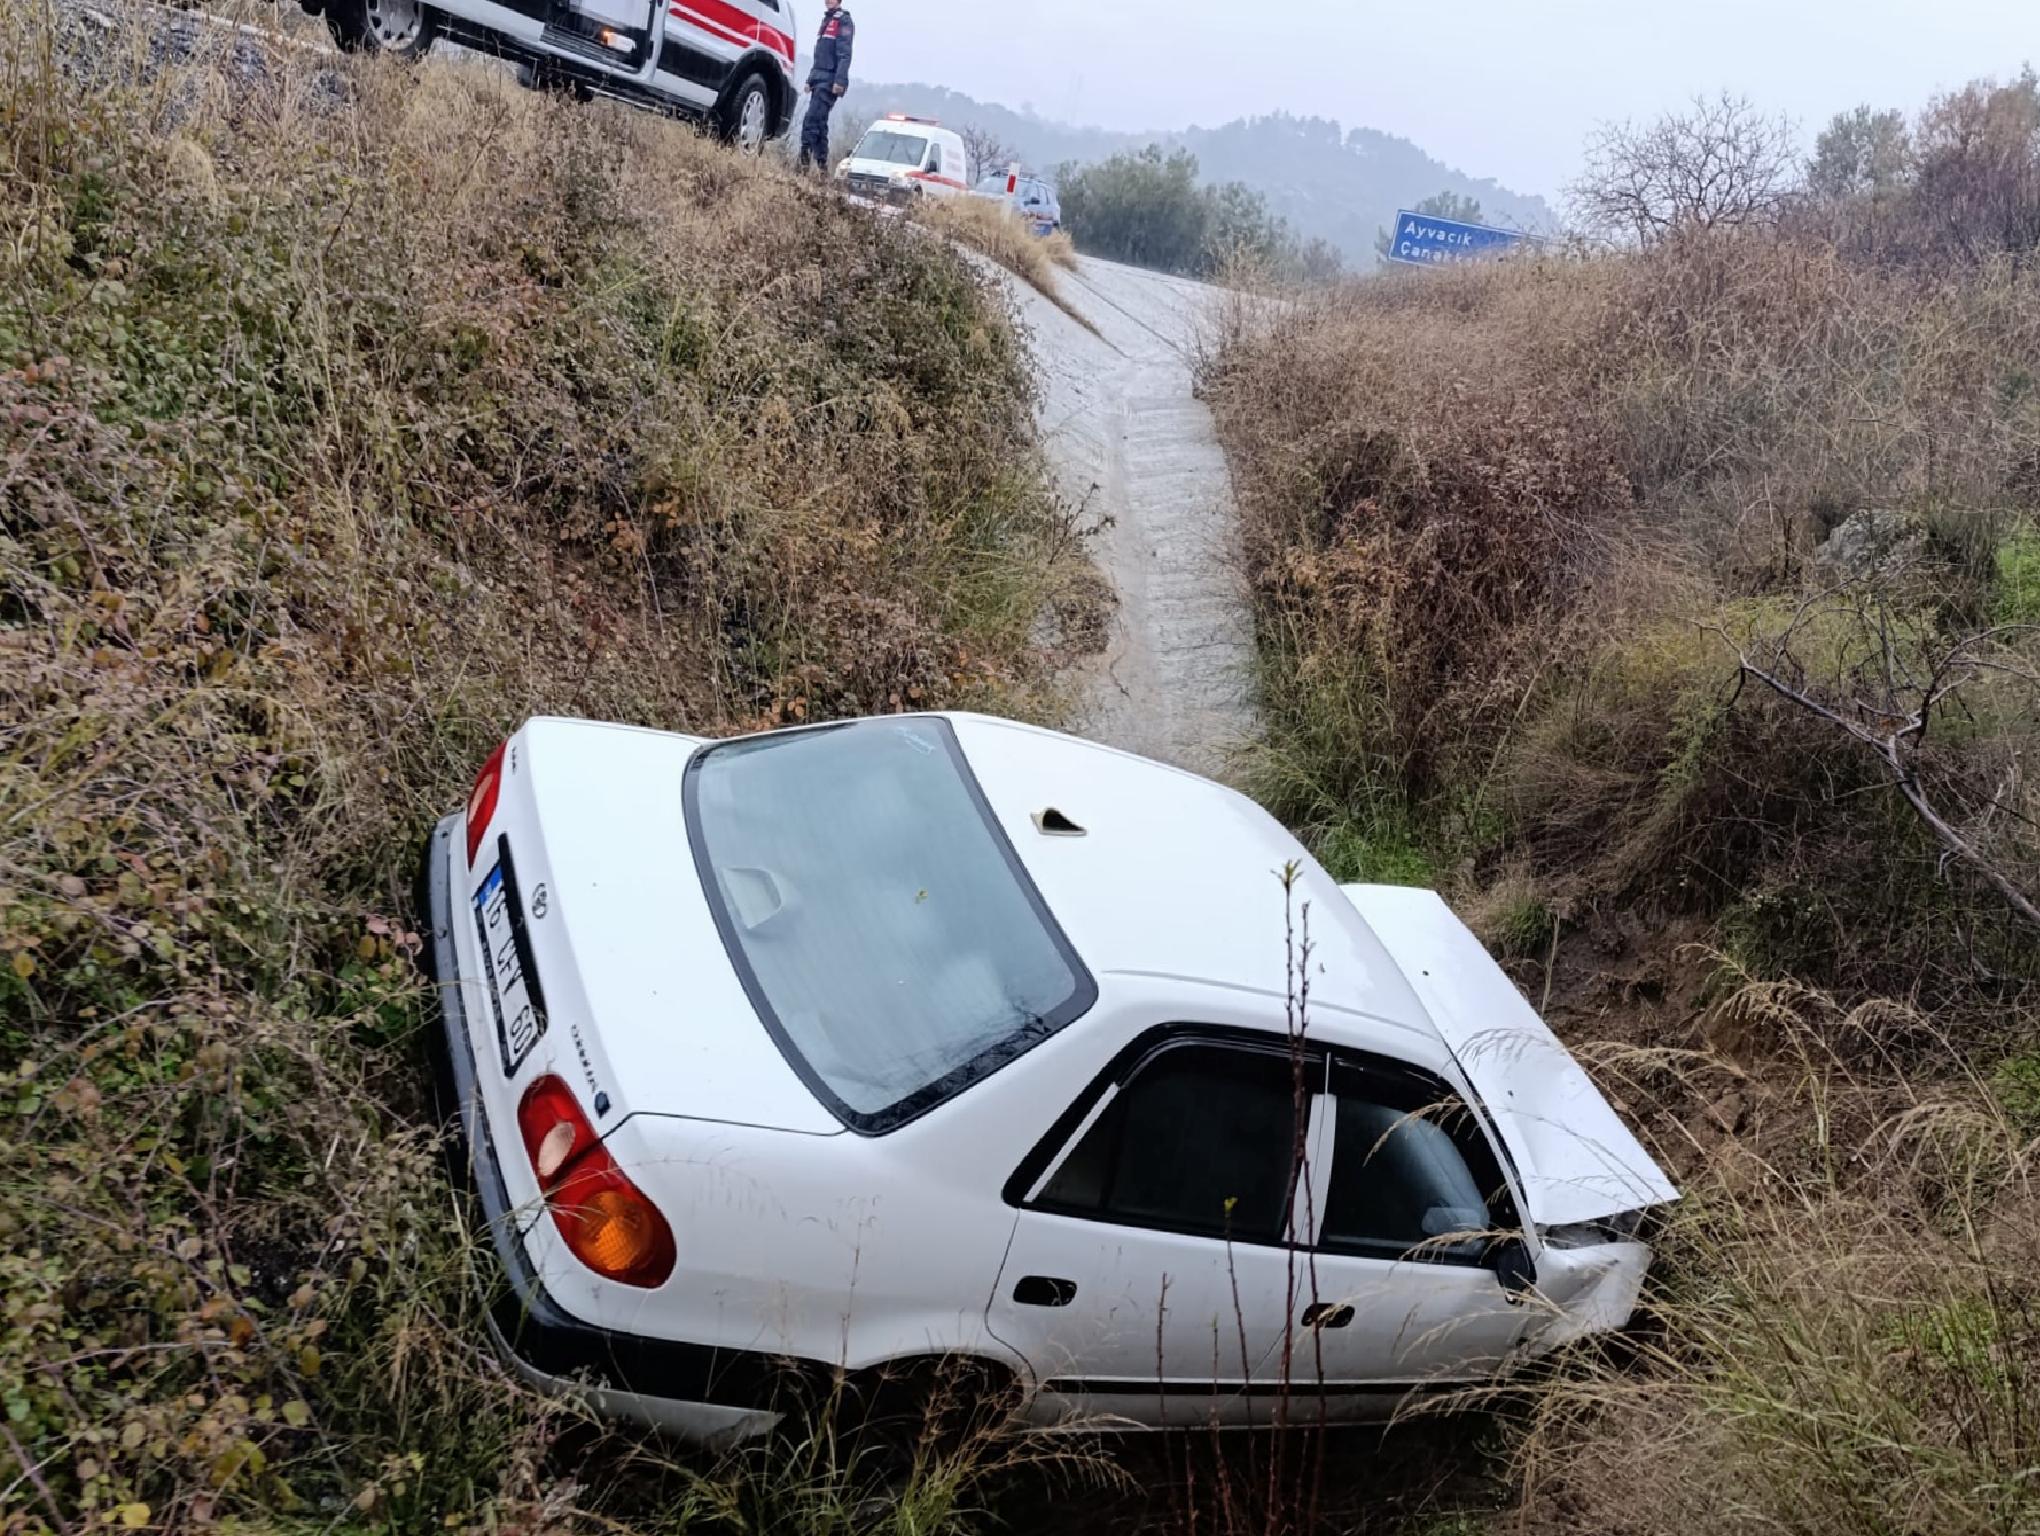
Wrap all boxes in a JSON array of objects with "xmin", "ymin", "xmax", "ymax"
[{"xmin": 807, "ymin": 6, "xmax": 853, "ymax": 93}]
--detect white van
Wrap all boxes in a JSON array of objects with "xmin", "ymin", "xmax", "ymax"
[
  {"xmin": 308, "ymin": 0, "xmax": 800, "ymax": 152},
  {"xmin": 836, "ymin": 116, "xmax": 968, "ymax": 205}
]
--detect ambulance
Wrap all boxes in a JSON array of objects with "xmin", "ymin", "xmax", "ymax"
[
  {"xmin": 836, "ymin": 116, "xmax": 970, "ymax": 205},
  {"xmin": 305, "ymin": 0, "xmax": 801, "ymax": 151}
]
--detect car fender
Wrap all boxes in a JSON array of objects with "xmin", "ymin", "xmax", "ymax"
[
  {"xmin": 845, "ymin": 1337, "xmax": 1035, "ymax": 1400},
  {"xmin": 1515, "ymin": 1239, "xmax": 1655, "ymax": 1353}
]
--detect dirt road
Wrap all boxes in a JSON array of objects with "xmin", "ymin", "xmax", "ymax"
[{"xmin": 1000, "ymin": 256, "xmax": 1262, "ymax": 782}]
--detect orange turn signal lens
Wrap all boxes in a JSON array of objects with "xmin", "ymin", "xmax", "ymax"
[
  {"xmin": 516, "ymin": 1076, "xmax": 675, "ymax": 1289},
  {"xmin": 556, "ymin": 1179, "xmax": 670, "ymax": 1280}
]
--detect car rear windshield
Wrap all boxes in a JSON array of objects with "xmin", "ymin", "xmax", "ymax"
[
  {"xmin": 854, "ymin": 130, "xmax": 932, "ymax": 166},
  {"xmin": 685, "ymin": 718, "xmax": 1096, "ymax": 1134}
]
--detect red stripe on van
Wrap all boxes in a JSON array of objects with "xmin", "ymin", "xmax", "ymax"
[{"xmin": 667, "ymin": 0, "xmax": 793, "ymax": 63}]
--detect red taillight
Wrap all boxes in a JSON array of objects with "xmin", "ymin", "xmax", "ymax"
[
  {"xmin": 1006, "ymin": 172, "xmax": 1018, "ymax": 195},
  {"xmin": 516, "ymin": 1077, "xmax": 675, "ymax": 1289},
  {"xmin": 465, "ymin": 740, "xmax": 509, "ymax": 868}
]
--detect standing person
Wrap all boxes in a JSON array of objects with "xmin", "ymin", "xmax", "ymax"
[{"xmin": 798, "ymin": 0, "xmax": 854, "ymax": 172}]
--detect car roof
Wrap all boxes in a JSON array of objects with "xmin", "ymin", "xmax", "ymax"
[{"xmin": 945, "ymin": 714, "xmax": 1437, "ymax": 1040}]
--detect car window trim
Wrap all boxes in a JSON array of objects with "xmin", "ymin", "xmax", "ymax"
[
  {"xmin": 684, "ymin": 717, "xmax": 1100, "ymax": 1139},
  {"xmin": 1289, "ymin": 1092, "xmax": 1335, "ymax": 1248},
  {"xmin": 1023, "ymin": 1081, "xmax": 1120, "ymax": 1205}
]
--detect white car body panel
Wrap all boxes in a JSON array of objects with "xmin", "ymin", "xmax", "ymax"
[
  {"xmin": 1340, "ymin": 885, "xmax": 1679, "ymax": 1229},
  {"xmin": 1523, "ymin": 1241, "xmax": 1657, "ymax": 1350},
  {"xmin": 950, "ymin": 718, "xmax": 1437, "ymax": 1040},
  {"xmin": 429, "ymin": 712, "xmax": 1678, "ymax": 1437}
]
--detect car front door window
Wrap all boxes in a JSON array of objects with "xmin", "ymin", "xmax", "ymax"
[
  {"xmin": 1290, "ymin": 1057, "xmax": 1533, "ymax": 1389},
  {"xmin": 1320, "ymin": 1096, "xmax": 1493, "ymax": 1264}
]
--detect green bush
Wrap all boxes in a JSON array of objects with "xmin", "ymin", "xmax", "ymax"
[
  {"xmin": 1995, "ymin": 521, "xmax": 2040, "ymax": 628},
  {"xmin": 1055, "ymin": 145, "xmax": 1338, "ymax": 281}
]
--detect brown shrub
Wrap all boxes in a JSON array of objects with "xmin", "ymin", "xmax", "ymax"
[
  {"xmin": 1501, "ymin": 984, "xmax": 2040, "ymax": 1536},
  {"xmin": 1207, "ymin": 229, "xmax": 2040, "ymax": 992},
  {"xmin": 920, "ymin": 194, "xmax": 1090, "ymax": 332}
]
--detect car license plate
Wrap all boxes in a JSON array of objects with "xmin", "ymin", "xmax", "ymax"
[{"xmin": 473, "ymin": 861, "xmax": 548, "ymax": 1077}]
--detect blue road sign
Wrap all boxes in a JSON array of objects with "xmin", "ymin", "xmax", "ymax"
[{"xmin": 1385, "ymin": 211, "xmax": 1531, "ymax": 267}]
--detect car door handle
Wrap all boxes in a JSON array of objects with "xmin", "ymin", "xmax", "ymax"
[
  {"xmin": 1012, "ymin": 1275, "xmax": 1078, "ymax": 1308},
  {"xmin": 1302, "ymin": 1302, "xmax": 1355, "ymax": 1329}
]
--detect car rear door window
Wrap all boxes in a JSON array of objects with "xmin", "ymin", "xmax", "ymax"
[
  {"xmin": 1038, "ymin": 1044, "xmax": 1305, "ymax": 1244},
  {"xmin": 687, "ymin": 718, "xmax": 1095, "ymax": 1134}
]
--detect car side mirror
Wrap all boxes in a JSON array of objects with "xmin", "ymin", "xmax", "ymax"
[{"xmin": 1491, "ymin": 1236, "xmax": 1537, "ymax": 1304}]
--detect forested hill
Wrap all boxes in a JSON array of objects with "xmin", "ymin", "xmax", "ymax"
[{"xmin": 848, "ymin": 82, "xmax": 1555, "ymax": 265}]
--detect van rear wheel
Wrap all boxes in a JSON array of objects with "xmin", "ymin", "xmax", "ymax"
[
  {"xmin": 327, "ymin": 0, "xmax": 439, "ymax": 56},
  {"xmin": 717, "ymin": 71, "xmax": 773, "ymax": 154}
]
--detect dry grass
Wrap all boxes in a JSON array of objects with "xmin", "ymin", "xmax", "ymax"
[
  {"xmin": 922, "ymin": 195, "xmax": 1076, "ymax": 289},
  {"xmin": 918, "ymin": 195, "xmax": 1094, "ymax": 333},
  {"xmin": 1206, "ymin": 235, "xmax": 2040, "ymax": 996},
  {"xmin": 0, "ymin": 4, "xmax": 1100, "ymax": 1528},
  {"xmin": 1500, "ymin": 981, "xmax": 2040, "ymax": 1536}
]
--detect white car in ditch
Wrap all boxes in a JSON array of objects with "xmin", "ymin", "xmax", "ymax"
[{"xmin": 423, "ymin": 713, "xmax": 1677, "ymax": 1443}]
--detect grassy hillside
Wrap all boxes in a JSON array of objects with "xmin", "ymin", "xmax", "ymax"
[
  {"xmin": 1206, "ymin": 94, "xmax": 2040, "ymax": 1533},
  {"xmin": 0, "ymin": 6, "xmax": 1098, "ymax": 1529}
]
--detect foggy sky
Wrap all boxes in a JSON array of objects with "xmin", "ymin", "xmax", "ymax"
[{"xmin": 832, "ymin": 0, "xmax": 2034, "ymax": 200}]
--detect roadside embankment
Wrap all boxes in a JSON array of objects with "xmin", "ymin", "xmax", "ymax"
[
  {"xmin": 1205, "ymin": 227, "xmax": 2040, "ymax": 1532},
  {"xmin": 0, "ymin": 7, "xmax": 1095, "ymax": 1525}
]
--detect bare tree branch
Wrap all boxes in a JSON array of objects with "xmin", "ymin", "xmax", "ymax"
[
  {"xmin": 957, "ymin": 123, "xmax": 1020, "ymax": 186},
  {"xmin": 1717, "ymin": 599, "xmax": 2040, "ymax": 934},
  {"xmin": 1571, "ymin": 93, "xmax": 1798, "ymax": 246}
]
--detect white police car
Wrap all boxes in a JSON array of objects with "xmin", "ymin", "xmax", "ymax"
[
  {"xmin": 308, "ymin": 0, "xmax": 799, "ymax": 151},
  {"xmin": 972, "ymin": 169, "xmax": 1062, "ymax": 238},
  {"xmin": 424, "ymin": 713, "xmax": 1676, "ymax": 1442}
]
